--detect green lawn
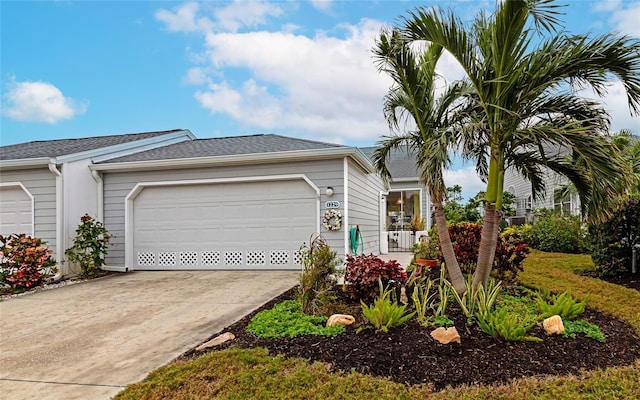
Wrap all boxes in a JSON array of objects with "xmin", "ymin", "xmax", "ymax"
[{"xmin": 115, "ymin": 251, "xmax": 640, "ymax": 400}]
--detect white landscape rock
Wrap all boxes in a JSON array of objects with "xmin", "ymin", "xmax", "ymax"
[
  {"xmin": 543, "ymin": 315, "xmax": 565, "ymax": 335},
  {"xmin": 326, "ymin": 314, "xmax": 355, "ymax": 327},
  {"xmin": 196, "ymin": 332, "xmax": 235, "ymax": 351}
]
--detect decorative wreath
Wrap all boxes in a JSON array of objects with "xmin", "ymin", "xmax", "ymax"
[{"xmin": 322, "ymin": 209, "xmax": 342, "ymax": 231}]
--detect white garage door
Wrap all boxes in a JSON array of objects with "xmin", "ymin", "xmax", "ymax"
[
  {"xmin": 132, "ymin": 179, "xmax": 317, "ymax": 270},
  {"xmin": 0, "ymin": 185, "xmax": 33, "ymax": 237}
]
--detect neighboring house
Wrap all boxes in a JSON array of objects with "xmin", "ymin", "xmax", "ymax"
[
  {"xmin": 1, "ymin": 131, "xmax": 393, "ymax": 274},
  {"xmin": 360, "ymin": 147, "xmax": 432, "ymax": 252},
  {"xmin": 0, "ymin": 129, "xmax": 195, "ymax": 272},
  {"xmin": 503, "ymin": 152, "xmax": 581, "ymax": 224}
]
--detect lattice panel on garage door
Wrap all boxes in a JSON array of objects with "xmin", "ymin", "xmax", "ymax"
[{"xmin": 135, "ymin": 249, "xmax": 304, "ymax": 268}]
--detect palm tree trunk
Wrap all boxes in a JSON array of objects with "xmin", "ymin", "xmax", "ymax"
[
  {"xmin": 474, "ymin": 203, "xmax": 500, "ymax": 289},
  {"xmin": 433, "ymin": 201, "xmax": 466, "ymax": 296}
]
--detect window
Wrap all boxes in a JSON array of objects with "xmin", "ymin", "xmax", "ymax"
[
  {"xmin": 386, "ymin": 190, "xmax": 421, "ymax": 231},
  {"xmin": 554, "ymin": 189, "xmax": 572, "ymax": 215}
]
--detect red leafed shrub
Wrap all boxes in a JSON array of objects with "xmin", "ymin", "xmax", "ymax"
[
  {"xmin": 437, "ymin": 223, "xmax": 530, "ymax": 284},
  {"xmin": 1, "ymin": 234, "xmax": 57, "ymax": 289},
  {"xmin": 345, "ymin": 254, "xmax": 405, "ymax": 302}
]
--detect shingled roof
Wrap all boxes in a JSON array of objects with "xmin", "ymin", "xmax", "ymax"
[
  {"xmin": 359, "ymin": 146, "xmax": 420, "ymax": 180},
  {"xmin": 0, "ymin": 130, "xmax": 183, "ymax": 161},
  {"xmin": 99, "ymin": 134, "xmax": 345, "ymax": 163}
]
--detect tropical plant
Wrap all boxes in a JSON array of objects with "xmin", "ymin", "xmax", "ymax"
[
  {"xmin": 65, "ymin": 214, "xmax": 112, "ymax": 277},
  {"xmin": 536, "ymin": 290, "xmax": 587, "ymax": 321},
  {"xmin": 297, "ymin": 234, "xmax": 342, "ymax": 314},
  {"xmin": 401, "ymin": 0, "xmax": 640, "ymax": 289},
  {"xmin": 360, "ymin": 280, "xmax": 415, "ymax": 332},
  {"xmin": 411, "ymin": 277, "xmax": 435, "ymax": 325},
  {"xmin": 476, "ymin": 307, "xmax": 541, "ymax": 342},
  {"xmin": 371, "ymin": 28, "xmax": 469, "ymax": 296},
  {"xmin": 0, "ymin": 234, "xmax": 57, "ymax": 289},
  {"xmin": 344, "ymin": 253, "xmax": 405, "ymax": 302},
  {"xmin": 432, "ymin": 222, "xmax": 530, "ymax": 284}
]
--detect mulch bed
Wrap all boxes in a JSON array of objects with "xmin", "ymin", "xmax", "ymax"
[
  {"xmin": 183, "ymin": 272, "xmax": 640, "ymax": 391},
  {"xmin": 581, "ymin": 271, "xmax": 640, "ymax": 291}
]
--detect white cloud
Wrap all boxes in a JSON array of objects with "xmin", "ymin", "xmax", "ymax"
[
  {"xmin": 156, "ymin": 1, "xmax": 634, "ymax": 145},
  {"xmin": 594, "ymin": 0, "xmax": 621, "ymax": 12},
  {"xmin": 155, "ymin": 2, "xmax": 206, "ymax": 33},
  {"xmin": 311, "ymin": 0, "xmax": 333, "ymax": 12},
  {"xmin": 609, "ymin": 1, "xmax": 640, "ymax": 36},
  {"xmin": 443, "ymin": 166, "xmax": 486, "ymax": 199},
  {"xmin": 213, "ymin": 0, "xmax": 284, "ymax": 33},
  {"xmin": 600, "ymin": 81, "xmax": 640, "ymax": 133},
  {"xmin": 3, "ymin": 80, "xmax": 87, "ymax": 124}
]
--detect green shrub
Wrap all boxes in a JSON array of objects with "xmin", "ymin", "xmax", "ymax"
[
  {"xmin": 528, "ymin": 211, "xmax": 590, "ymax": 254},
  {"xmin": 536, "ymin": 290, "xmax": 587, "ymax": 321},
  {"xmin": 297, "ymin": 234, "xmax": 342, "ymax": 315},
  {"xmin": 588, "ymin": 197, "xmax": 640, "ymax": 276},
  {"xmin": 0, "ymin": 234, "xmax": 57, "ymax": 289},
  {"xmin": 361, "ymin": 280, "xmax": 415, "ymax": 332},
  {"xmin": 563, "ymin": 319, "xmax": 606, "ymax": 342},
  {"xmin": 65, "ymin": 214, "xmax": 112, "ymax": 277},
  {"xmin": 247, "ymin": 300, "xmax": 345, "ymax": 338}
]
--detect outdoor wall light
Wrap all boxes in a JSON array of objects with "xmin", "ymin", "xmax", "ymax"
[{"xmin": 326, "ymin": 187, "xmax": 334, "ymax": 197}]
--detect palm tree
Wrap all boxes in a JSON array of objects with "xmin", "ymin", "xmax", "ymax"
[
  {"xmin": 371, "ymin": 29, "xmax": 469, "ymax": 295},
  {"xmin": 401, "ymin": 0, "xmax": 640, "ymax": 287}
]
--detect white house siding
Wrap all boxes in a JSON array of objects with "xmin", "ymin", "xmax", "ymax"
[
  {"xmin": 346, "ymin": 158, "xmax": 385, "ymax": 255},
  {"xmin": 0, "ymin": 168, "xmax": 57, "ymax": 256},
  {"xmin": 62, "ymin": 159, "xmax": 100, "ymax": 253},
  {"xmin": 504, "ymin": 166, "xmax": 581, "ymax": 218},
  {"xmin": 101, "ymin": 159, "xmax": 345, "ymax": 267},
  {"xmin": 504, "ymin": 167, "xmax": 534, "ymax": 217}
]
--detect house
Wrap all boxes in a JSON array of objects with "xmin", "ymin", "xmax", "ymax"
[
  {"xmin": 0, "ymin": 130, "xmax": 195, "ymax": 270},
  {"xmin": 1, "ymin": 130, "xmax": 391, "ymax": 274},
  {"xmin": 504, "ymin": 166, "xmax": 581, "ymax": 224}
]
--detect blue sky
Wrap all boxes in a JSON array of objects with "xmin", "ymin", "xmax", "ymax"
[{"xmin": 2, "ymin": 0, "xmax": 639, "ymax": 198}]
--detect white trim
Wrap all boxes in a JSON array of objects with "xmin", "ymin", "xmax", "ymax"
[
  {"xmin": 91, "ymin": 147, "xmax": 375, "ymax": 174},
  {"xmin": 390, "ymin": 177, "xmax": 420, "ymax": 183},
  {"xmin": 48, "ymin": 163, "xmax": 63, "ymax": 266},
  {"xmin": 343, "ymin": 157, "xmax": 349, "ymax": 256},
  {"xmin": 0, "ymin": 182, "xmax": 35, "ymax": 236},
  {"xmin": 379, "ymin": 190, "xmax": 389, "ymax": 254},
  {"xmin": 124, "ymin": 174, "xmax": 320, "ymax": 271},
  {"xmin": 0, "ymin": 157, "xmax": 51, "ymax": 170},
  {"xmin": 91, "ymin": 170, "xmax": 104, "ymax": 221}
]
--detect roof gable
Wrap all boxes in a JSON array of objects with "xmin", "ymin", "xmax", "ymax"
[{"xmin": 360, "ymin": 146, "xmax": 420, "ymax": 180}]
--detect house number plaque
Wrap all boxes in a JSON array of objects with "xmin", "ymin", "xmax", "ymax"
[{"xmin": 325, "ymin": 201, "xmax": 340, "ymax": 209}]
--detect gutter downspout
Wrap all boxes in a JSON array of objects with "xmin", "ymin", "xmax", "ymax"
[{"xmin": 48, "ymin": 162, "xmax": 63, "ymax": 282}]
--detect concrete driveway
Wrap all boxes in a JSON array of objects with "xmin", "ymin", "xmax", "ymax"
[{"xmin": 0, "ymin": 270, "xmax": 299, "ymax": 400}]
